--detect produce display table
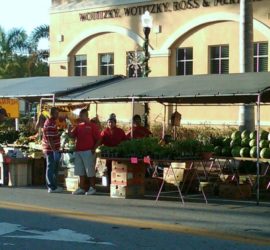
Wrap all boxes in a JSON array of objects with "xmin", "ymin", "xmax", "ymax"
[
  {"xmin": 100, "ymin": 157, "xmax": 208, "ymax": 204},
  {"xmin": 152, "ymin": 158, "xmax": 208, "ymax": 205}
]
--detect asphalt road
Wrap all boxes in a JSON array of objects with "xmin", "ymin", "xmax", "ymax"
[{"xmin": 0, "ymin": 187, "xmax": 269, "ymax": 250}]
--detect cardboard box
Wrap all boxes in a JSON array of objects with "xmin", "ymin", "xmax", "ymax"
[
  {"xmin": 65, "ymin": 177, "xmax": 80, "ymax": 192},
  {"xmin": 111, "ymin": 171, "xmax": 144, "ymax": 185},
  {"xmin": 110, "ymin": 184, "xmax": 145, "ymax": 198},
  {"xmin": 219, "ymin": 183, "xmax": 252, "ymax": 199},
  {"xmin": 112, "ymin": 161, "xmax": 145, "ymax": 174}
]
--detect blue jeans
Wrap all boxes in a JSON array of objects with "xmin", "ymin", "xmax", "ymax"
[{"xmin": 45, "ymin": 151, "xmax": 60, "ymax": 190}]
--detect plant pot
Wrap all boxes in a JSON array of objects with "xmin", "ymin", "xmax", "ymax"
[{"xmin": 201, "ymin": 152, "xmax": 213, "ymax": 160}]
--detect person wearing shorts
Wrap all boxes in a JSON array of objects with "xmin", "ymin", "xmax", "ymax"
[{"xmin": 69, "ymin": 109, "xmax": 101, "ymax": 195}]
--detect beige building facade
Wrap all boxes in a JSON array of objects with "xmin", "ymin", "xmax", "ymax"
[{"xmin": 49, "ymin": 0, "xmax": 270, "ymax": 127}]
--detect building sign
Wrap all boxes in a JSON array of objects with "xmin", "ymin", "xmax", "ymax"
[
  {"xmin": 79, "ymin": 0, "xmax": 262, "ymax": 21},
  {"xmin": 0, "ymin": 99, "xmax": 19, "ymax": 118}
]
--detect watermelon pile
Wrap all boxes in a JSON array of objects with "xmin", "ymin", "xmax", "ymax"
[{"xmin": 212, "ymin": 129, "xmax": 270, "ymax": 159}]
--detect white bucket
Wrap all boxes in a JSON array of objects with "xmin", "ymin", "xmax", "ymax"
[{"xmin": 102, "ymin": 176, "xmax": 108, "ymax": 187}]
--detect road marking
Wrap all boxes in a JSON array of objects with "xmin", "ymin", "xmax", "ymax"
[
  {"xmin": 0, "ymin": 201, "xmax": 269, "ymax": 246},
  {"xmin": 0, "ymin": 222, "xmax": 114, "ymax": 246}
]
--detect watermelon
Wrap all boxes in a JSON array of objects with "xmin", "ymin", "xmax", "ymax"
[
  {"xmin": 240, "ymin": 147, "xmax": 250, "ymax": 158},
  {"xmin": 222, "ymin": 138, "xmax": 231, "ymax": 147},
  {"xmin": 214, "ymin": 146, "xmax": 222, "ymax": 156},
  {"xmin": 230, "ymin": 138, "xmax": 241, "ymax": 148},
  {"xmin": 260, "ymin": 148, "xmax": 270, "ymax": 159},
  {"xmin": 231, "ymin": 146, "xmax": 242, "ymax": 157},
  {"xmin": 241, "ymin": 130, "xmax": 250, "ymax": 139},
  {"xmin": 249, "ymin": 139, "xmax": 257, "ymax": 147},
  {"xmin": 260, "ymin": 130, "xmax": 269, "ymax": 140},
  {"xmin": 231, "ymin": 131, "xmax": 241, "ymax": 140},
  {"xmin": 241, "ymin": 138, "xmax": 250, "ymax": 147},
  {"xmin": 250, "ymin": 131, "xmax": 257, "ymax": 140},
  {"xmin": 259, "ymin": 140, "xmax": 269, "ymax": 149},
  {"xmin": 250, "ymin": 146, "xmax": 258, "ymax": 158},
  {"xmin": 221, "ymin": 147, "xmax": 231, "ymax": 157}
]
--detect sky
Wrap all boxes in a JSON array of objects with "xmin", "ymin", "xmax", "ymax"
[{"xmin": 0, "ymin": 0, "xmax": 51, "ymax": 49}]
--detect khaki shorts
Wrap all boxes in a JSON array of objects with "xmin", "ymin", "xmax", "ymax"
[{"xmin": 74, "ymin": 150, "xmax": 95, "ymax": 177}]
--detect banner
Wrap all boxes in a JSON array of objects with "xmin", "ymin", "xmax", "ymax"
[{"xmin": 0, "ymin": 99, "xmax": 19, "ymax": 118}]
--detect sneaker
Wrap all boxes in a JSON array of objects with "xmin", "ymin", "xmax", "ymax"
[
  {"xmin": 48, "ymin": 187, "xmax": 63, "ymax": 193},
  {"xmin": 85, "ymin": 187, "xmax": 96, "ymax": 195},
  {"xmin": 72, "ymin": 188, "xmax": 86, "ymax": 195}
]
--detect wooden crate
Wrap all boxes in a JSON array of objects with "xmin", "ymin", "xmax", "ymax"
[
  {"xmin": 163, "ymin": 167, "xmax": 196, "ymax": 185},
  {"xmin": 219, "ymin": 183, "xmax": 252, "ymax": 199},
  {"xmin": 31, "ymin": 158, "xmax": 46, "ymax": 186},
  {"xmin": 8, "ymin": 159, "xmax": 29, "ymax": 187}
]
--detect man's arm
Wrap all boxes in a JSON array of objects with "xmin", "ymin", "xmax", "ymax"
[{"xmin": 92, "ymin": 138, "xmax": 102, "ymax": 154}]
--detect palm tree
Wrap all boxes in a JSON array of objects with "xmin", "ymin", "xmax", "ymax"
[
  {"xmin": 26, "ymin": 24, "xmax": 50, "ymax": 76},
  {"xmin": 0, "ymin": 26, "xmax": 28, "ymax": 64},
  {"xmin": 239, "ymin": 0, "xmax": 255, "ymax": 131},
  {"xmin": 28, "ymin": 24, "xmax": 49, "ymax": 60}
]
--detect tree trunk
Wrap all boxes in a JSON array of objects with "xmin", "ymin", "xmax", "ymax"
[{"xmin": 238, "ymin": 0, "xmax": 255, "ymax": 131}]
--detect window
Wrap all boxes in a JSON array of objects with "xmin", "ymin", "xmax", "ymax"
[
  {"xmin": 176, "ymin": 48, "xmax": 193, "ymax": 75},
  {"xmin": 210, "ymin": 45, "xmax": 229, "ymax": 74},
  {"xmin": 126, "ymin": 51, "xmax": 143, "ymax": 77},
  {"xmin": 99, "ymin": 53, "xmax": 114, "ymax": 75},
  {"xmin": 254, "ymin": 42, "xmax": 268, "ymax": 72},
  {"xmin": 74, "ymin": 55, "xmax": 87, "ymax": 76}
]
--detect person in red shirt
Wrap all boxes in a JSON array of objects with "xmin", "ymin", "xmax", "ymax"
[
  {"xmin": 126, "ymin": 114, "xmax": 152, "ymax": 139},
  {"xmin": 101, "ymin": 114, "xmax": 126, "ymax": 185},
  {"xmin": 69, "ymin": 109, "xmax": 101, "ymax": 195},
  {"xmin": 42, "ymin": 107, "xmax": 63, "ymax": 193},
  {"xmin": 101, "ymin": 114, "xmax": 126, "ymax": 147}
]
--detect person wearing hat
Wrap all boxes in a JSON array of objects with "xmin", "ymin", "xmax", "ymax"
[
  {"xmin": 101, "ymin": 114, "xmax": 126, "ymax": 147},
  {"xmin": 0, "ymin": 108, "xmax": 8, "ymax": 122},
  {"xmin": 100, "ymin": 114, "xmax": 126, "ymax": 185},
  {"xmin": 126, "ymin": 114, "xmax": 152, "ymax": 139}
]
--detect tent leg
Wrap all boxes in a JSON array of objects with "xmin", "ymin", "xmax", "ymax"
[
  {"xmin": 256, "ymin": 94, "xmax": 261, "ymax": 206},
  {"xmin": 131, "ymin": 97, "xmax": 135, "ymax": 139}
]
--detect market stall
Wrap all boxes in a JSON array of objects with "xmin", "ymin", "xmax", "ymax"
[
  {"xmin": 58, "ymin": 71, "xmax": 270, "ymax": 204},
  {"xmin": 0, "ymin": 75, "xmax": 122, "ymax": 187},
  {"xmin": 1, "ymin": 72, "xmax": 270, "ymax": 205}
]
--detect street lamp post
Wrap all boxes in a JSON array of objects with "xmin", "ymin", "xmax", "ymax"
[
  {"xmin": 141, "ymin": 11, "xmax": 153, "ymax": 128},
  {"xmin": 141, "ymin": 11, "xmax": 153, "ymax": 77}
]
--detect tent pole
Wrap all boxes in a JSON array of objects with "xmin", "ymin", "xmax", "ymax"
[
  {"xmin": 162, "ymin": 104, "xmax": 166, "ymax": 138},
  {"xmin": 131, "ymin": 97, "xmax": 135, "ymax": 139},
  {"xmin": 52, "ymin": 94, "xmax": 56, "ymax": 106},
  {"xmin": 256, "ymin": 94, "xmax": 261, "ymax": 206}
]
